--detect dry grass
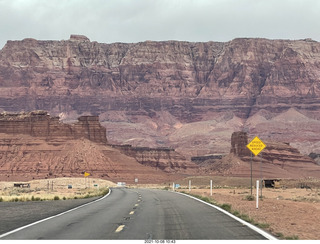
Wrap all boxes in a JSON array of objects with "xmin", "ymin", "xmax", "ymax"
[{"xmin": 0, "ymin": 177, "xmax": 116, "ymax": 202}]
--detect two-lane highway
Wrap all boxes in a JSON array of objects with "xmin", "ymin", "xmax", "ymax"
[{"xmin": 1, "ymin": 188, "xmax": 273, "ymax": 240}]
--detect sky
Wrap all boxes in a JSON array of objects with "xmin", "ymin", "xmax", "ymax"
[{"xmin": 0, "ymin": 0, "xmax": 320, "ymax": 49}]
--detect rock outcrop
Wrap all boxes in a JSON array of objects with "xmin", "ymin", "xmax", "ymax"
[
  {"xmin": 0, "ymin": 133, "xmax": 176, "ymax": 183},
  {"xmin": 230, "ymin": 131, "xmax": 250, "ymax": 157},
  {"xmin": 111, "ymin": 145, "xmax": 198, "ymax": 174},
  {"xmin": 0, "ymin": 111, "xmax": 198, "ymax": 182},
  {"xmin": 225, "ymin": 131, "xmax": 320, "ymax": 178},
  {"xmin": 1, "ymin": 36, "xmax": 320, "ymax": 156},
  {"xmin": 0, "ymin": 111, "xmax": 107, "ymax": 144}
]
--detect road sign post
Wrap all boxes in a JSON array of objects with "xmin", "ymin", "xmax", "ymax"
[
  {"xmin": 246, "ymin": 136, "xmax": 266, "ymax": 197},
  {"xmin": 256, "ymin": 180, "xmax": 259, "ymax": 209},
  {"xmin": 83, "ymin": 172, "xmax": 90, "ymax": 189},
  {"xmin": 250, "ymin": 152, "xmax": 253, "ymax": 195}
]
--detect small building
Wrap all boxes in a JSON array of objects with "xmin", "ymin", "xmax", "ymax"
[
  {"xmin": 13, "ymin": 183, "xmax": 30, "ymax": 188},
  {"xmin": 263, "ymin": 179, "xmax": 281, "ymax": 188}
]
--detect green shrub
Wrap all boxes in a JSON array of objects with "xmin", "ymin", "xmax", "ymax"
[
  {"xmin": 285, "ymin": 235, "xmax": 299, "ymax": 240},
  {"xmin": 256, "ymin": 222, "xmax": 270, "ymax": 229},
  {"xmin": 200, "ymin": 196, "xmax": 210, "ymax": 203},
  {"xmin": 220, "ymin": 203, "xmax": 232, "ymax": 212},
  {"xmin": 275, "ymin": 232, "xmax": 284, "ymax": 239},
  {"xmin": 0, "ymin": 197, "xmax": 3, "ymax": 202},
  {"xmin": 239, "ymin": 214, "xmax": 254, "ymax": 223},
  {"xmin": 31, "ymin": 196, "xmax": 41, "ymax": 201},
  {"xmin": 53, "ymin": 196, "xmax": 60, "ymax": 200},
  {"xmin": 101, "ymin": 188, "xmax": 109, "ymax": 195},
  {"xmin": 245, "ymin": 195, "xmax": 255, "ymax": 201}
]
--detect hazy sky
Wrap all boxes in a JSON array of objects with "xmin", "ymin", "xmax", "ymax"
[{"xmin": 0, "ymin": 0, "xmax": 319, "ymax": 49}]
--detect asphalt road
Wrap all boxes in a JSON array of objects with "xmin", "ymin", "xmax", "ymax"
[{"xmin": 0, "ymin": 188, "xmax": 273, "ymax": 240}]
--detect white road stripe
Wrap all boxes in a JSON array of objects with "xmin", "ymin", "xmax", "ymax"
[
  {"xmin": 175, "ymin": 191, "xmax": 277, "ymax": 240},
  {"xmin": 0, "ymin": 188, "xmax": 112, "ymax": 239}
]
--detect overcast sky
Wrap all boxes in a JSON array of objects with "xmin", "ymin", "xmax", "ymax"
[{"xmin": 0, "ymin": 0, "xmax": 319, "ymax": 49}]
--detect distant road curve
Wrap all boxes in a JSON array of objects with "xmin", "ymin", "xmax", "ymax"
[{"xmin": 0, "ymin": 188, "xmax": 275, "ymax": 240}]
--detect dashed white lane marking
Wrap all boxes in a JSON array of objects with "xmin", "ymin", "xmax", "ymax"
[
  {"xmin": 135, "ymin": 203, "xmax": 139, "ymax": 207},
  {"xmin": 115, "ymin": 225, "xmax": 125, "ymax": 233},
  {"xmin": 129, "ymin": 211, "xmax": 135, "ymax": 215}
]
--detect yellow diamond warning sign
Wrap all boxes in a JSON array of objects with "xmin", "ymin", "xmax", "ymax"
[{"xmin": 246, "ymin": 136, "xmax": 266, "ymax": 156}]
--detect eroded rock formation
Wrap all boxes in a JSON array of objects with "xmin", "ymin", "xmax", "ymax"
[
  {"xmin": 111, "ymin": 145, "xmax": 198, "ymax": 173},
  {"xmin": 0, "ymin": 111, "xmax": 198, "ymax": 182},
  {"xmin": 0, "ymin": 133, "xmax": 176, "ymax": 183},
  {"xmin": 227, "ymin": 131, "xmax": 320, "ymax": 178},
  {"xmin": 0, "ymin": 111, "xmax": 107, "ymax": 144}
]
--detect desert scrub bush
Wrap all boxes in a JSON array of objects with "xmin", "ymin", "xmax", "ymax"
[
  {"xmin": 275, "ymin": 232, "xmax": 299, "ymax": 240},
  {"xmin": 53, "ymin": 196, "xmax": 60, "ymax": 200},
  {"xmin": 12, "ymin": 197, "xmax": 19, "ymax": 202},
  {"xmin": 31, "ymin": 196, "xmax": 41, "ymax": 201},
  {"xmin": 101, "ymin": 188, "xmax": 109, "ymax": 196},
  {"xmin": 0, "ymin": 197, "xmax": 3, "ymax": 202},
  {"xmin": 238, "ymin": 213, "xmax": 254, "ymax": 224},
  {"xmin": 256, "ymin": 222, "xmax": 270, "ymax": 229},
  {"xmin": 232, "ymin": 210, "xmax": 240, "ymax": 217},
  {"xmin": 285, "ymin": 235, "xmax": 299, "ymax": 240},
  {"xmin": 200, "ymin": 196, "xmax": 211, "ymax": 203},
  {"xmin": 220, "ymin": 203, "xmax": 232, "ymax": 212},
  {"xmin": 244, "ymin": 195, "xmax": 255, "ymax": 201}
]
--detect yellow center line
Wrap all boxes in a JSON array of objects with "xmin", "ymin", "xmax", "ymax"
[{"xmin": 115, "ymin": 225, "xmax": 125, "ymax": 233}]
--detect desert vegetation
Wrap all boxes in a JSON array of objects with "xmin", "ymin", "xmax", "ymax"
[{"xmin": 0, "ymin": 177, "xmax": 114, "ymax": 202}]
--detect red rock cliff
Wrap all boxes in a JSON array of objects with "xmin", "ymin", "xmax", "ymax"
[
  {"xmin": 229, "ymin": 131, "xmax": 320, "ymax": 178},
  {"xmin": 0, "ymin": 111, "xmax": 107, "ymax": 144},
  {"xmin": 1, "ymin": 36, "xmax": 320, "ymax": 156},
  {"xmin": 111, "ymin": 144, "xmax": 198, "ymax": 174}
]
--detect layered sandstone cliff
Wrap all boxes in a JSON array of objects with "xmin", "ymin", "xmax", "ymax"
[
  {"xmin": 0, "ymin": 133, "xmax": 176, "ymax": 183},
  {"xmin": 1, "ymin": 36, "xmax": 320, "ymax": 156},
  {"xmin": 227, "ymin": 131, "xmax": 320, "ymax": 178},
  {"xmin": 0, "ymin": 111, "xmax": 198, "ymax": 182},
  {"xmin": 0, "ymin": 111, "xmax": 107, "ymax": 143},
  {"xmin": 111, "ymin": 144, "xmax": 198, "ymax": 174}
]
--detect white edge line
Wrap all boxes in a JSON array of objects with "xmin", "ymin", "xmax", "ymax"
[
  {"xmin": 174, "ymin": 191, "xmax": 277, "ymax": 240},
  {"xmin": 0, "ymin": 188, "xmax": 112, "ymax": 239}
]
